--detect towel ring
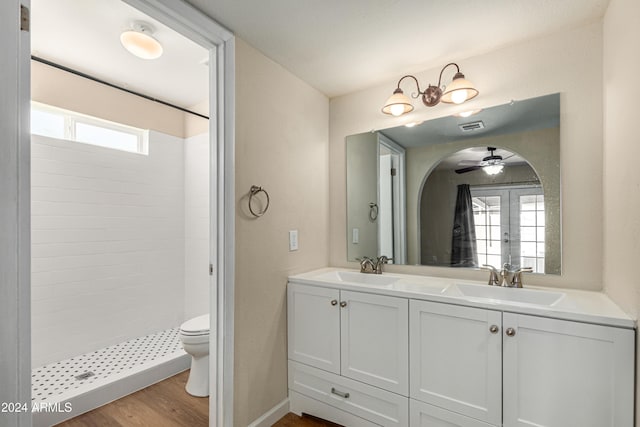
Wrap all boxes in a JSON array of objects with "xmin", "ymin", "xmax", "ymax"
[
  {"xmin": 249, "ymin": 185, "xmax": 270, "ymax": 217},
  {"xmin": 369, "ymin": 202, "xmax": 378, "ymax": 221}
]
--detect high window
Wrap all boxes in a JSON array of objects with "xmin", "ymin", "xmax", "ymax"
[{"xmin": 31, "ymin": 102, "xmax": 148, "ymax": 155}]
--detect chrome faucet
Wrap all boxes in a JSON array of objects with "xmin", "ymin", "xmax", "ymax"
[
  {"xmin": 358, "ymin": 257, "xmax": 376, "ymax": 274},
  {"xmin": 374, "ymin": 256, "xmax": 392, "ymax": 274},
  {"xmin": 358, "ymin": 256, "xmax": 392, "ymax": 274},
  {"xmin": 500, "ymin": 263, "xmax": 513, "ymax": 287},
  {"xmin": 482, "ymin": 264, "xmax": 533, "ymax": 287}
]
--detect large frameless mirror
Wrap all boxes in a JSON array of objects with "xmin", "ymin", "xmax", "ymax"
[{"xmin": 346, "ymin": 93, "xmax": 560, "ymax": 274}]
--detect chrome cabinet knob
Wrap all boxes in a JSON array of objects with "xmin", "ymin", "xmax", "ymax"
[
  {"xmin": 330, "ymin": 299, "xmax": 338, "ymax": 306},
  {"xmin": 505, "ymin": 327, "xmax": 516, "ymax": 337},
  {"xmin": 340, "ymin": 301, "xmax": 347, "ymax": 308},
  {"xmin": 489, "ymin": 325, "xmax": 499, "ymax": 334}
]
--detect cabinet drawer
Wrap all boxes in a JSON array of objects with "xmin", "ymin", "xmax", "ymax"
[
  {"xmin": 289, "ymin": 360, "xmax": 408, "ymax": 427},
  {"xmin": 410, "ymin": 399, "xmax": 495, "ymax": 427}
]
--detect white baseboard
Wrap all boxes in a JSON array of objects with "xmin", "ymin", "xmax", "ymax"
[{"xmin": 248, "ymin": 397, "xmax": 290, "ymax": 427}]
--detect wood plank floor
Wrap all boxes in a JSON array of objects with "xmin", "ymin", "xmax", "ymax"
[
  {"xmin": 56, "ymin": 371, "xmax": 341, "ymax": 427},
  {"xmin": 56, "ymin": 371, "xmax": 208, "ymax": 427}
]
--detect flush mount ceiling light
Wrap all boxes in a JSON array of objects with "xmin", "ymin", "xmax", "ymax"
[
  {"xmin": 382, "ymin": 63, "xmax": 479, "ymax": 117},
  {"xmin": 120, "ymin": 21, "xmax": 163, "ymax": 60}
]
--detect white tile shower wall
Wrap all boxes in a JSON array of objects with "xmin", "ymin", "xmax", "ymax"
[
  {"xmin": 31, "ymin": 131, "xmax": 186, "ymax": 368},
  {"xmin": 184, "ymin": 132, "xmax": 210, "ymax": 320}
]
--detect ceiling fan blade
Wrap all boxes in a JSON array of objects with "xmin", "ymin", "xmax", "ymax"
[
  {"xmin": 455, "ymin": 165, "xmax": 482, "ymax": 174},
  {"xmin": 457, "ymin": 160, "xmax": 480, "ymax": 166}
]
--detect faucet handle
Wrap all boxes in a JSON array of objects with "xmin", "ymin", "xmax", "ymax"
[
  {"xmin": 374, "ymin": 255, "xmax": 392, "ymax": 273},
  {"xmin": 511, "ymin": 267, "xmax": 534, "ymax": 288},
  {"xmin": 357, "ymin": 256, "xmax": 375, "ymax": 273},
  {"xmin": 481, "ymin": 264, "xmax": 498, "ymax": 273},
  {"xmin": 481, "ymin": 265, "xmax": 500, "ymax": 286}
]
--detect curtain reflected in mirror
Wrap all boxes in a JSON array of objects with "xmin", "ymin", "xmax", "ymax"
[{"xmin": 451, "ymin": 184, "xmax": 477, "ymax": 267}]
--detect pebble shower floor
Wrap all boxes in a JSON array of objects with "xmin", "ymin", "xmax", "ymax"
[{"xmin": 31, "ymin": 327, "xmax": 185, "ymax": 403}]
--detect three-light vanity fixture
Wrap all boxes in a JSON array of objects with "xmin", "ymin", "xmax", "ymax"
[{"xmin": 382, "ymin": 63, "xmax": 478, "ymax": 116}]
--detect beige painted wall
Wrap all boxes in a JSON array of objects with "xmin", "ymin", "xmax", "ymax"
[
  {"xmin": 234, "ymin": 38, "xmax": 329, "ymax": 426},
  {"xmin": 602, "ymin": 0, "xmax": 640, "ymax": 424},
  {"xmin": 330, "ymin": 22, "xmax": 603, "ymax": 290},
  {"xmin": 31, "ymin": 60, "xmax": 208, "ymax": 138}
]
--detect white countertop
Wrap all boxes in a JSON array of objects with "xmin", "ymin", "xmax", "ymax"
[{"xmin": 289, "ymin": 268, "xmax": 636, "ymax": 329}]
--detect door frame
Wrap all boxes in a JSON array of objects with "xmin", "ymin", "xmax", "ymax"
[
  {"xmin": 0, "ymin": 2, "xmax": 31, "ymax": 427},
  {"xmin": 0, "ymin": 1, "xmax": 236, "ymax": 426},
  {"xmin": 377, "ymin": 134, "xmax": 406, "ymax": 264}
]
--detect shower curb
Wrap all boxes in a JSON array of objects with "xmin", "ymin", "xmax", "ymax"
[{"xmin": 32, "ymin": 353, "xmax": 190, "ymax": 427}]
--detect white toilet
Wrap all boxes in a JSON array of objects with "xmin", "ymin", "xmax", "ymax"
[{"xmin": 179, "ymin": 314, "xmax": 210, "ymax": 397}]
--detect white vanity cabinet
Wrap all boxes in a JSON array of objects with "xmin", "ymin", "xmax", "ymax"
[
  {"xmin": 287, "ymin": 282, "xmax": 409, "ymax": 394},
  {"xmin": 288, "ymin": 271, "xmax": 635, "ymax": 427},
  {"xmin": 410, "ymin": 300, "xmax": 635, "ymax": 427},
  {"xmin": 288, "ymin": 282, "xmax": 409, "ymax": 426},
  {"xmin": 409, "ymin": 300, "xmax": 503, "ymax": 425},
  {"xmin": 502, "ymin": 313, "xmax": 634, "ymax": 427}
]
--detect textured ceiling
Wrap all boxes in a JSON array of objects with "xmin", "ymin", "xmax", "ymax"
[
  {"xmin": 186, "ymin": 0, "xmax": 609, "ymax": 97},
  {"xmin": 31, "ymin": 0, "xmax": 209, "ymax": 109},
  {"xmin": 31, "ymin": 0, "xmax": 609, "ymax": 107}
]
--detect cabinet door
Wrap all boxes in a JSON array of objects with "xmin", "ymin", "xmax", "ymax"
[
  {"xmin": 502, "ymin": 313, "xmax": 634, "ymax": 427},
  {"xmin": 410, "ymin": 300, "xmax": 502, "ymax": 425},
  {"xmin": 340, "ymin": 290, "xmax": 409, "ymax": 395},
  {"xmin": 288, "ymin": 283, "xmax": 341, "ymax": 374}
]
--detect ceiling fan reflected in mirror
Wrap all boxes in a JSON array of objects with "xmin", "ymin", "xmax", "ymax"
[{"xmin": 455, "ymin": 147, "xmax": 512, "ymax": 175}]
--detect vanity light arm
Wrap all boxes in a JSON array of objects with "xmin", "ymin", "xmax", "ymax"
[
  {"xmin": 436, "ymin": 63, "xmax": 461, "ymax": 89},
  {"xmin": 395, "ymin": 75, "xmax": 425, "ymax": 99}
]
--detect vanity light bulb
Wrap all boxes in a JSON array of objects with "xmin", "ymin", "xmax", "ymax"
[
  {"xmin": 451, "ymin": 89, "xmax": 469, "ymax": 105},
  {"xmin": 390, "ymin": 104, "xmax": 406, "ymax": 116}
]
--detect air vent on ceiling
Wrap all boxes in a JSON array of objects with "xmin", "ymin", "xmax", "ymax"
[{"xmin": 459, "ymin": 120, "xmax": 485, "ymax": 132}]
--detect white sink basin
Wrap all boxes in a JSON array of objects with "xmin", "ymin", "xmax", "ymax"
[
  {"xmin": 451, "ymin": 283, "xmax": 564, "ymax": 306},
  {"xmin": 313, "ymin": 270, "xmax": 400, "ymax": 286}
]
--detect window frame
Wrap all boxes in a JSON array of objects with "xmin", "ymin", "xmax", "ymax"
[
  {"xmin": 471, "ymin": 184, "xmax": 545, "ymax": 272},
  {"xmin": 31, "ymin": 101, "xmax": 149, "ymax": 155}
]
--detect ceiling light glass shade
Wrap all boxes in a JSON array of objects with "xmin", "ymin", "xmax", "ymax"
[
  {"xmin": 120, "ymin": 24, "xmax": 163, "ymax": 60},
  {"xmin": 382, "ymin": 89, "xmax": 414, "ymax": 116},
  {"xmin": 483, "ymin": 163, "xmax": 504, "ymax": 175},
  {"xmin": 441, "ymin": 73, "xmax": 479, "ymax": 104}
]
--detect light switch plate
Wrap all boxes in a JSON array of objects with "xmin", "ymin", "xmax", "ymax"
[
  {"xmin": 289, "ymin": 230, "xmax": 299, "ymax": 251},
  {"xmin": 352, "ymin": 228, "xmax": 359, "ymax": 244}
]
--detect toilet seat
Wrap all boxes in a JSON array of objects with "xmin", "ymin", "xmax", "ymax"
[{"xmin": 180, "ymin": 314, "xmax": 210, "ymax": 336}]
